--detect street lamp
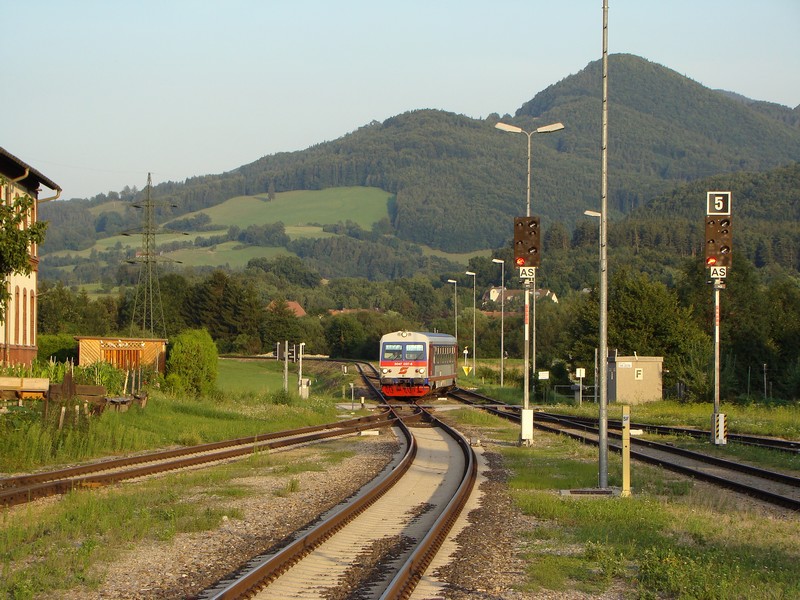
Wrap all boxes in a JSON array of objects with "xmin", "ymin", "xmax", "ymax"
[
  {"xmin": 598, "ymin": 0, "xmax": 610, "ymax": 489},
  {"xmin": 447, "ymin": 279, "xmax": 458, "ymax": 352},
  {"xmin": 465, "ymin": 270, "xmax": 476, "ymax": 375},
  {"xmin": 492, "ymin": 258, "xmax": 505, "ymax": 386},
  {"xmin": 495, "ymin": 120, "xmax": 565, "ymax": 422},
  {"xmin": 495, "ymin": 121, "xmax": 565, "ymax": 217}
]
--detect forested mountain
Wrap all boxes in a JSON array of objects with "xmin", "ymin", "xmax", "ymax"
[
  {"xmin": 40, "ymin": 54, "xmax": 800, "ymax": 265},
  {"xmin": 33, "ymin": 54, "xmax": 800, "ymax": 400}
]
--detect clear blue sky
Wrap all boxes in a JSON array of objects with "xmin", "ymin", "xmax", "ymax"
[{"xmin": 4, "ymin": 0, "xmax": 799, "ymax": 200}]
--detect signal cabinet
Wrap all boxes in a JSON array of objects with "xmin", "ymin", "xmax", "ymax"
[{"xmin": 607, "ymin": 354, "xmax": 663, "ymax": 404}]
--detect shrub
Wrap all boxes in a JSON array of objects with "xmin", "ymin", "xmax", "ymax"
[
  {"xmin": 37, "ymin": 334, "xmax": 79, "ymax": 362},
  {"xmin": 166, "ymin": 329, "xmax": 218, "ymax": 397}
]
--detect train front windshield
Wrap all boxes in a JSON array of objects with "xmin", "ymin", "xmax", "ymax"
[{"xmin": 382, "ymin": 342, "xmax": 427, "ymax": 361}]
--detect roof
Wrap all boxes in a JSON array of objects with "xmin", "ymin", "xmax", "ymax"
[
  {"xmin": 267, "ymin": 300, "xmax": 306, "ymax": 317},
  {"xmin": 0, "ymin": 147, "xmax": 61, "ymax": 197}
]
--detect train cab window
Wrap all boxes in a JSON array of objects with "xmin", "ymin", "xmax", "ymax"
[
  {"xmin": 382, "ymin": 343, "xmax": 403, "ymax": 361},
  {"xmin": 405, "ymin": 344, "xmax": 426, "ymax": 361}
]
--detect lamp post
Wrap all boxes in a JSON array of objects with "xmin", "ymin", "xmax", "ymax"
[
  {"xmin": 465, "ymin": 270, "xmax": 476, "ymax": 375},
  {"xmin": 495, "ymin": 120, "xmax": 565, "ymax": 416},
  {"xmin": 492, "ymin": 258, "xmax": 505, "ymax": 387},
  {"xmin": 447, "ymin": 279, "xmax": 458, "ymax": 353},
  {"xmin": 597, "ymin": 0, "xmax": 610, "ymax": 489}
]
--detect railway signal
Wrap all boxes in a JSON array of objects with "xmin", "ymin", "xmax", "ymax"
[
  {"xmin": 704, "ymin": 215, "xmax": 732, "ymax": 268},
  {"xmin": 705, "ymin": 191, "xmax": 732, "ymax": 446},
  {"xmin": 513, "ymin": 216, "xmax": 541, "ymax": 267}
]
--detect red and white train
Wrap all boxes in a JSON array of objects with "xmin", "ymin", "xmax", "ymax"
[{"xmin": 378, "ymin": 330, "xmax": 458, "ymax": 398}]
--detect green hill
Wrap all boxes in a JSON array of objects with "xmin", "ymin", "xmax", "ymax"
[{"xmin": 39, "ymin": 54, "xmax": 800, "ymax": 282}]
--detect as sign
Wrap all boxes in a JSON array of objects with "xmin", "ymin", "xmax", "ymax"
[
  {"xmin": 519, "ymin": 267, "xmax": 536, "ymax": 278},
  {"xmin": 709, "ymin": 266, "xmax": 727, "ymax": 279}
]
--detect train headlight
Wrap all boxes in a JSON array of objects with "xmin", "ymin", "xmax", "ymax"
[
  {"xmin": 381, "ymin": 368, "xmax": 389, "ymax": 374},
  {"xmin": 417, "ymin": 368, "xmax": 426, "ymax": 374}
]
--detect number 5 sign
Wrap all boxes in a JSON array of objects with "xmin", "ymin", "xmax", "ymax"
[{"xmin": 707, "ymin": 191, "xmax": 731, "ymax": 216}]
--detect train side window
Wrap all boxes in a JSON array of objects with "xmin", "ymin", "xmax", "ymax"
[
  {"xmin": 383, "ymin": 343, "xmax": 403, "ymax": 360},
  {"xmin": 405, "ymin": 343, "xmax": 425, "ymax": 361}
]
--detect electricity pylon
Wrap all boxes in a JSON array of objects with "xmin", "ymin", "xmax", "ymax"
[{"xmin": 128, "ymin": 173, "xmax": 168, "ymax": 338}]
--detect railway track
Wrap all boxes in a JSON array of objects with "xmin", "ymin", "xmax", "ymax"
[
  {"xmin": 536, "ymin": 411, "xmax": 800, "ymax": 454},
  {"xmin": 0, "ymin": 412, "xmax": 393, "ymax": 508},
  {"xmin": 449, "ymin": 388, "xmax": 800, "ymax": 511},
  {"xmin": 197, "ymin": 399, "xmax": 478, "ymax": 599}
]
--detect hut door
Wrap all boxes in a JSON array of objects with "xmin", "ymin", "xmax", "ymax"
[{"xmin": 103, "ymin": 348, "xmax": 142, "ymax": 371}]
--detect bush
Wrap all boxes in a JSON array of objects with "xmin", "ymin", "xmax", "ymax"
[
  {"xmin": 37, "ymin": 334, "xmax": 78, "ymax": 362},
  {"xmin": 165, "ymin": 329, "xmax": 218, "ymax": 396}
]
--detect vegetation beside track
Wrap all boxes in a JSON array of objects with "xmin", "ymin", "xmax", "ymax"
[
  {"xmin": 0, "ymin": 359, "xmax": 337, "ymax": 474},
  {"xmin": 475, "ymin": 382, "xmax": 800, "ymax": 440},
  {"xmin": 0, "ymin": 441, "xmax": 362, "ymax": 599},
  {"xmin": 0, "ymin": 359, "xmax": 363, "ymax": 598},
  {"xmin": 2, "ymin": 359, "xmax": 798, "ymax": 599},
  {"xmin": 446, "ymin": 407, "xmax": 800, "ymax": 599}
]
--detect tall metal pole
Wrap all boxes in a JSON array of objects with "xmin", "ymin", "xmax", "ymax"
[
  {"xmin": 713, "ymin": 281, "xmax": 721, "ymax": 416},
  {"xmin": 466, "ymin": 271, "xmax": 477, "ymax": 374},
  {"xmin": 501, "ymin": 263, "xmax": 504, "ymax": 386},
  {"xmin": 520, "ymin": 130, "xmax": 532, "ymax": 411},
  {"xmin": 492, "ymin": 258, "xmax": 505, "ymax": 387},
  {"xmin": 447, "ymin": 279, "xmax": 458, "ymax": 352},
  {"xmin": 525, "ymin": 131, "xmax": 536, "ymax": 402},
  {"xmin": 472, "ymin": 275, "xmax": 476, "ymax": 372},
  {"xmin": 598, "ymin": 0, "xmax": 610, "ymax": 489},
  {"xmin": 523, "ymin": 279, "xmax": 530, "ymax": 411}
]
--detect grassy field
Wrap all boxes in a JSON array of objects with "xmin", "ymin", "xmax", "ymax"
[
  {"xmin": 192, "ymin": 187, "xmax": 390, "ymax": 230},
  {"xmin": 217, "ymin": 357, "xmax": 288, "ymax": 394},
  {"xmin": 0, "ymin": 359, "xmax": 335, "ymax": 473},
  {"xmin": 163, "ymin": 242, "xmax": 288, "ymax": 269}
]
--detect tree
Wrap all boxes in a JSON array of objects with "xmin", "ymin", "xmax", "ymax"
[
  {"xmin": 0, "ymin": 183, "xmax": 47, "ymax": 322},
  {"xmin": 568, "ymin": 268, "xmax": 709, "ymax": 399},
  {"xmin": 166, "ymin": 329, "xmax": 218, "ymax": 396},
  {"xmin": 260, "ymin": 297, "xmax": 303, "ymax": 349},
  {"xmin": 324, "ymin": 314, "xmax": 366, "ymax": 358}
]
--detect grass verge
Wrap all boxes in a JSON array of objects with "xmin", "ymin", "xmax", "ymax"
[
  {"xmin": 0, "ymin": 385, "xmax": 337, "ymax": 473},
  {"xmin": 0, "ymin": 442, "xmax": 356, "ymax": 599},
  {"xmin": 448, "ymin": 409, "xmax": 800, "ymax": 599}
]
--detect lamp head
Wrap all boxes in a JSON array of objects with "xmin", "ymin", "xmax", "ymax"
[{"xmin": 495, "ymin": 122, "xmax": 523, "ymax": 134}]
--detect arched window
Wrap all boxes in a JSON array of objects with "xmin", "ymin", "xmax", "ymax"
[
  {"xmin": 14, "ymin": 286, "xmax": 20, "ymax": 345},
  {"xmin": 30, "ymin": 291, "xmax": 36, "ymax": 346},
  {"xmin": 22, "ymin": 289, "xmax": 27, "ymax": 346}
]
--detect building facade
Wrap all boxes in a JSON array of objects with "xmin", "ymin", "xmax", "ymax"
[{"xmin": 0, "ymin": 148, "xmax": 61, "ymax": 366}]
